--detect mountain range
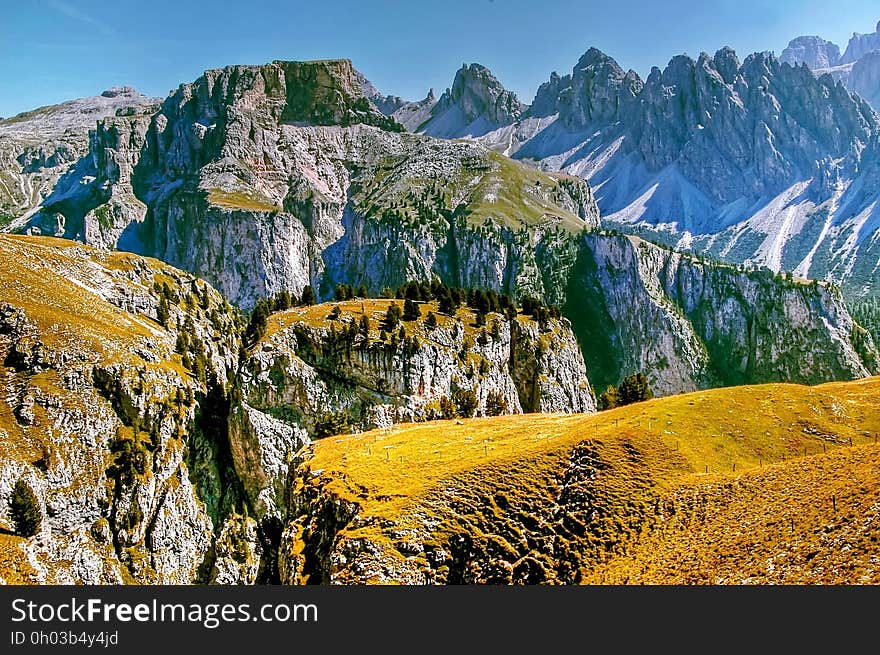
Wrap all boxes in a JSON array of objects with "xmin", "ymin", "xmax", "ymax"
[
  {"xmin": 395, "ymin": 43, "xmax": 880, "ymax": 299},
  {"xmin": 7, "ymin": 23, "xmax": 879, "ymax": 301},
  {"xmin": 1, "ymin": 24, "xmax": 880, "ymax": 585}
]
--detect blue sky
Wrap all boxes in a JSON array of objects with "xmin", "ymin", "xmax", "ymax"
[{"xmin": 1, "ymin": 0, "xmax": 878, "ymax": 118}]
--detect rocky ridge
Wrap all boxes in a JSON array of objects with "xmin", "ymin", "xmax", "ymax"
[
  {"xmin": 449, "ymin": 47, "xmax": 880, "ymax": 298},
  {"xmin": 0, "ymin": 88, "xmax": 158, "ymax": 229},
  {"xmin": 230, "ymin": 298, "xmax": 595, "ymax": 520},
  {"xmin": 0, "ymin": 235, "xmax": 243, "ymax": 584}
]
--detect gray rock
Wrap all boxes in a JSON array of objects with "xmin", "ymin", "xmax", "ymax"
[{"xmin": 780, "ymin": 36, "xmax": 841, "ymax": 69}]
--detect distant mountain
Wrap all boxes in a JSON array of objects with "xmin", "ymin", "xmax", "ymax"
[
  {"xmin": 840, "ymin": 21, "xmax": 880, "ymax": 65},
  {"xmin": 780, "ymin": 20, "xmax": 880, "ymax": 111},
  {"xmin": 435, "ymin": 47, "xmax": 880, "ymax": 298},
  {"xmin": 0, "ymin": 87, "xmax": 158, "ymax": 228},
  {"xmin": 780, "ymin": 36, "xmax": 841, "ymax": 69},
  {"xmin": 394, "ymin": 63, "xmax": 526, "ymax": 138}
]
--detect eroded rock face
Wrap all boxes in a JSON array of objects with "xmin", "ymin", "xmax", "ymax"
[
  {"xmin": 850, "ymin": 51, "xmax": 880, "ymax": 109},
  {"xmin": 229, "ymin": 301, "xmax": 595, "ymax": 519},
  {"xmin": 0, "ymin": 88, "xmax": 158, "ymax": 230},
  {"xmin": 840, "ymin": 24, "xmax": 880, "ymax": 65},
  {"xmin": 419, "ymin": 64, "xmax": 526, "ymax": 137},
  {"xmin": 0, "ymin": 236, "xmax": 242, "ymax": 584},
  {"xmin": 780, "ymin": 36, "xmax": 841, "ymax": 69},
  {"xmin": 20, "ymin": 60, "xmax": 597, "ymax": 310},
  {"xmin": 565, "ymin": 233, "xmax": 879, "ymax": 395}
]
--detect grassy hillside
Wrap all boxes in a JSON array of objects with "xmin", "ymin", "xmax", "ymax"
[{"xmin": 294, "ymin": 376, "xmax": 880, "ymax": 584}]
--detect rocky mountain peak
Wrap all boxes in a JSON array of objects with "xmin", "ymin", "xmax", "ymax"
[
  {"xmin": 177, "ymin": 59, "xmax": 403, "ymax": 132},
  {"xmin": 840, "ymin": 22, "xmax": 880, "ymax": 64},
  {"xmin": 435, "ymin": 63, "xmax": 525, "ymax": 126},
  {"xmin": 100, "ymin": 86, "xmax": 141, "ymax": 98},
  {"xmin": 780, "ymin": 36, "xmax": 842, "ymax": 69},
  {"xmin": 527, "ymin": 47, "xmax": 643, "ymax": 129},
  {"xmin": 713, "ymin": 46, "xmax": 741, "ymax": 83}
]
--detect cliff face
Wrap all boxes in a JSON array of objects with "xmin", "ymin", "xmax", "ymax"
[
  {"xmin": 565, "ymin": 233, "xmax": 879, "ymax": 395},
  {"xmin": 0, "ymin": 235, "xmax": 596, "ymax": 583},
  {"xmin": 0, "ymin": 235, "xmax": 246, "ymax": 584},
  {"xmin": 0, "ymin": 88, "xmax": 157, "ymax": 230},
  {"xmin": 229, "ymin": 299, "xmax": 595, "ymax": 519},
  {"xmin": 469, "ymin": 47, "xmax": 880, "ymax": 298},
  {"xmin": 21, "ymin": 60, "xmax": 598, "ymax": 310},
  {"xmin": 780, "ymin": 36, "xmax": 842, "ymax": 69}
]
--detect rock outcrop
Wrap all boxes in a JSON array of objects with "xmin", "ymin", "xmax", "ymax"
[
  {"xmin": 416, "ymin": 64, "xmax": 526, "ymax": 138},
  {"xmin": 850, "ymin": 51, "xmax": 880, "ymax": 109},
  {"xmin": 840, "ymin": 22, "xmax": 880, "ymax": 65},
  {"xmin": 566, "ymin": 233, "xmax": 878, "ymax": 395},
  {"xmin": 229, "ymin": 299, "xmax": 595, "ymax": 519},
  {"xmin": 0, "ymin": 88, "xmax": 158, "ymax": 229},
  {"xmin": 0, "ymin": 235, "xmax": 244, "ymax": 584},
  {"xmin": 780, "ymin": 36, "xmax": 841, "ymax": 69}
]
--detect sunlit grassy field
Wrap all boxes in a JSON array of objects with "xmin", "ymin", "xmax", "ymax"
[{"xmin": 300, "ymin": 376, "xmax": 880, "ymax": 583}]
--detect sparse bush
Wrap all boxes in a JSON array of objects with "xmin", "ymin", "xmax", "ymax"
[
  {"xmin": 439, "ymin": 396, "xmax": 458, "ymax": 419},
  {"xmin": 453, "ymin": 387, "xmax": 478, "ymax": 418},
  {"xmin": 9, "ymin": 478, "xmax": 42, "ymax": 537},
  {"xmin": 313, "ymin": 411, "xmax": 351, "ymax": 438},
  {"xmin": 598, "ymin": 385, "xmax": 620, "ymax": 411},
  {"xmin": 485, "ymin": 391, "xmax": 508, "ymax": 417}
]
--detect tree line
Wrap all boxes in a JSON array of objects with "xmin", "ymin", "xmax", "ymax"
[{"xmin": 244, "ymin": 280, "xmax": 563, "ymax": 346}]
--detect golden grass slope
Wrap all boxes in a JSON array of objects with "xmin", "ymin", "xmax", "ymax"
[{"xmin": 298, "ymin": 376, "xmax": 880, "ymax": 584}]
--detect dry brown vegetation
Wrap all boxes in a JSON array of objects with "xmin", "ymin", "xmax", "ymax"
[{"xmin": 299, "ymin": 377, "xmax": 880, "ymax": 584}]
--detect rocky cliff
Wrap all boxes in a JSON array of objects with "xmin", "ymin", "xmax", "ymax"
[
  {"xmin": 0, "ymin": 88, "xmax": 158, "ymax": 229},
  {"xmin": 0, "ymin": 235, "xmax": 248, "ymax": 584},
  {"xmin": 566, "ymin": 233, "xmax": 878, "ymax": 395},
  {"xmin": 780, "ymin": 36, "xmax": 841, "ymax": 69},
  {"xmin": 230, "ymin": 299, "xmax": 594, "ymax": 520},
  {"xmin": 19, "ymin": 60, "xmax": 597, "ymax": 310},
  {"xmin": 850, "ymin": 51, "xmax": 880, "ymax": 109},
  {"xmin": 0, "ymin": 235, "xmax": 598, "ymax": 582},
  {"xmin": 840, "ymin": 22, "xmax": 880, "ymax": 65}
]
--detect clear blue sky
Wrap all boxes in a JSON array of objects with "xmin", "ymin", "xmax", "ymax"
[{"xmin": 1, "ymin": 0, "xmax": 878, "ymax": 118}]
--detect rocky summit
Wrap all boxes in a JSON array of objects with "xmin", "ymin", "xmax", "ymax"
[
  {"xmin": 0, "ymin": 87, "xmax": 158, "ymax": 230},
  {"xmin": 402, "ymin": 63, "xmax": 527, "ymax": 138},
  {"xmin": 780, "ymin": 20, "xmax": 880, "ymax": 111},
  {"xmin": 457, "ymin": 47, "xmax": 880, "ymax": 298}
]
